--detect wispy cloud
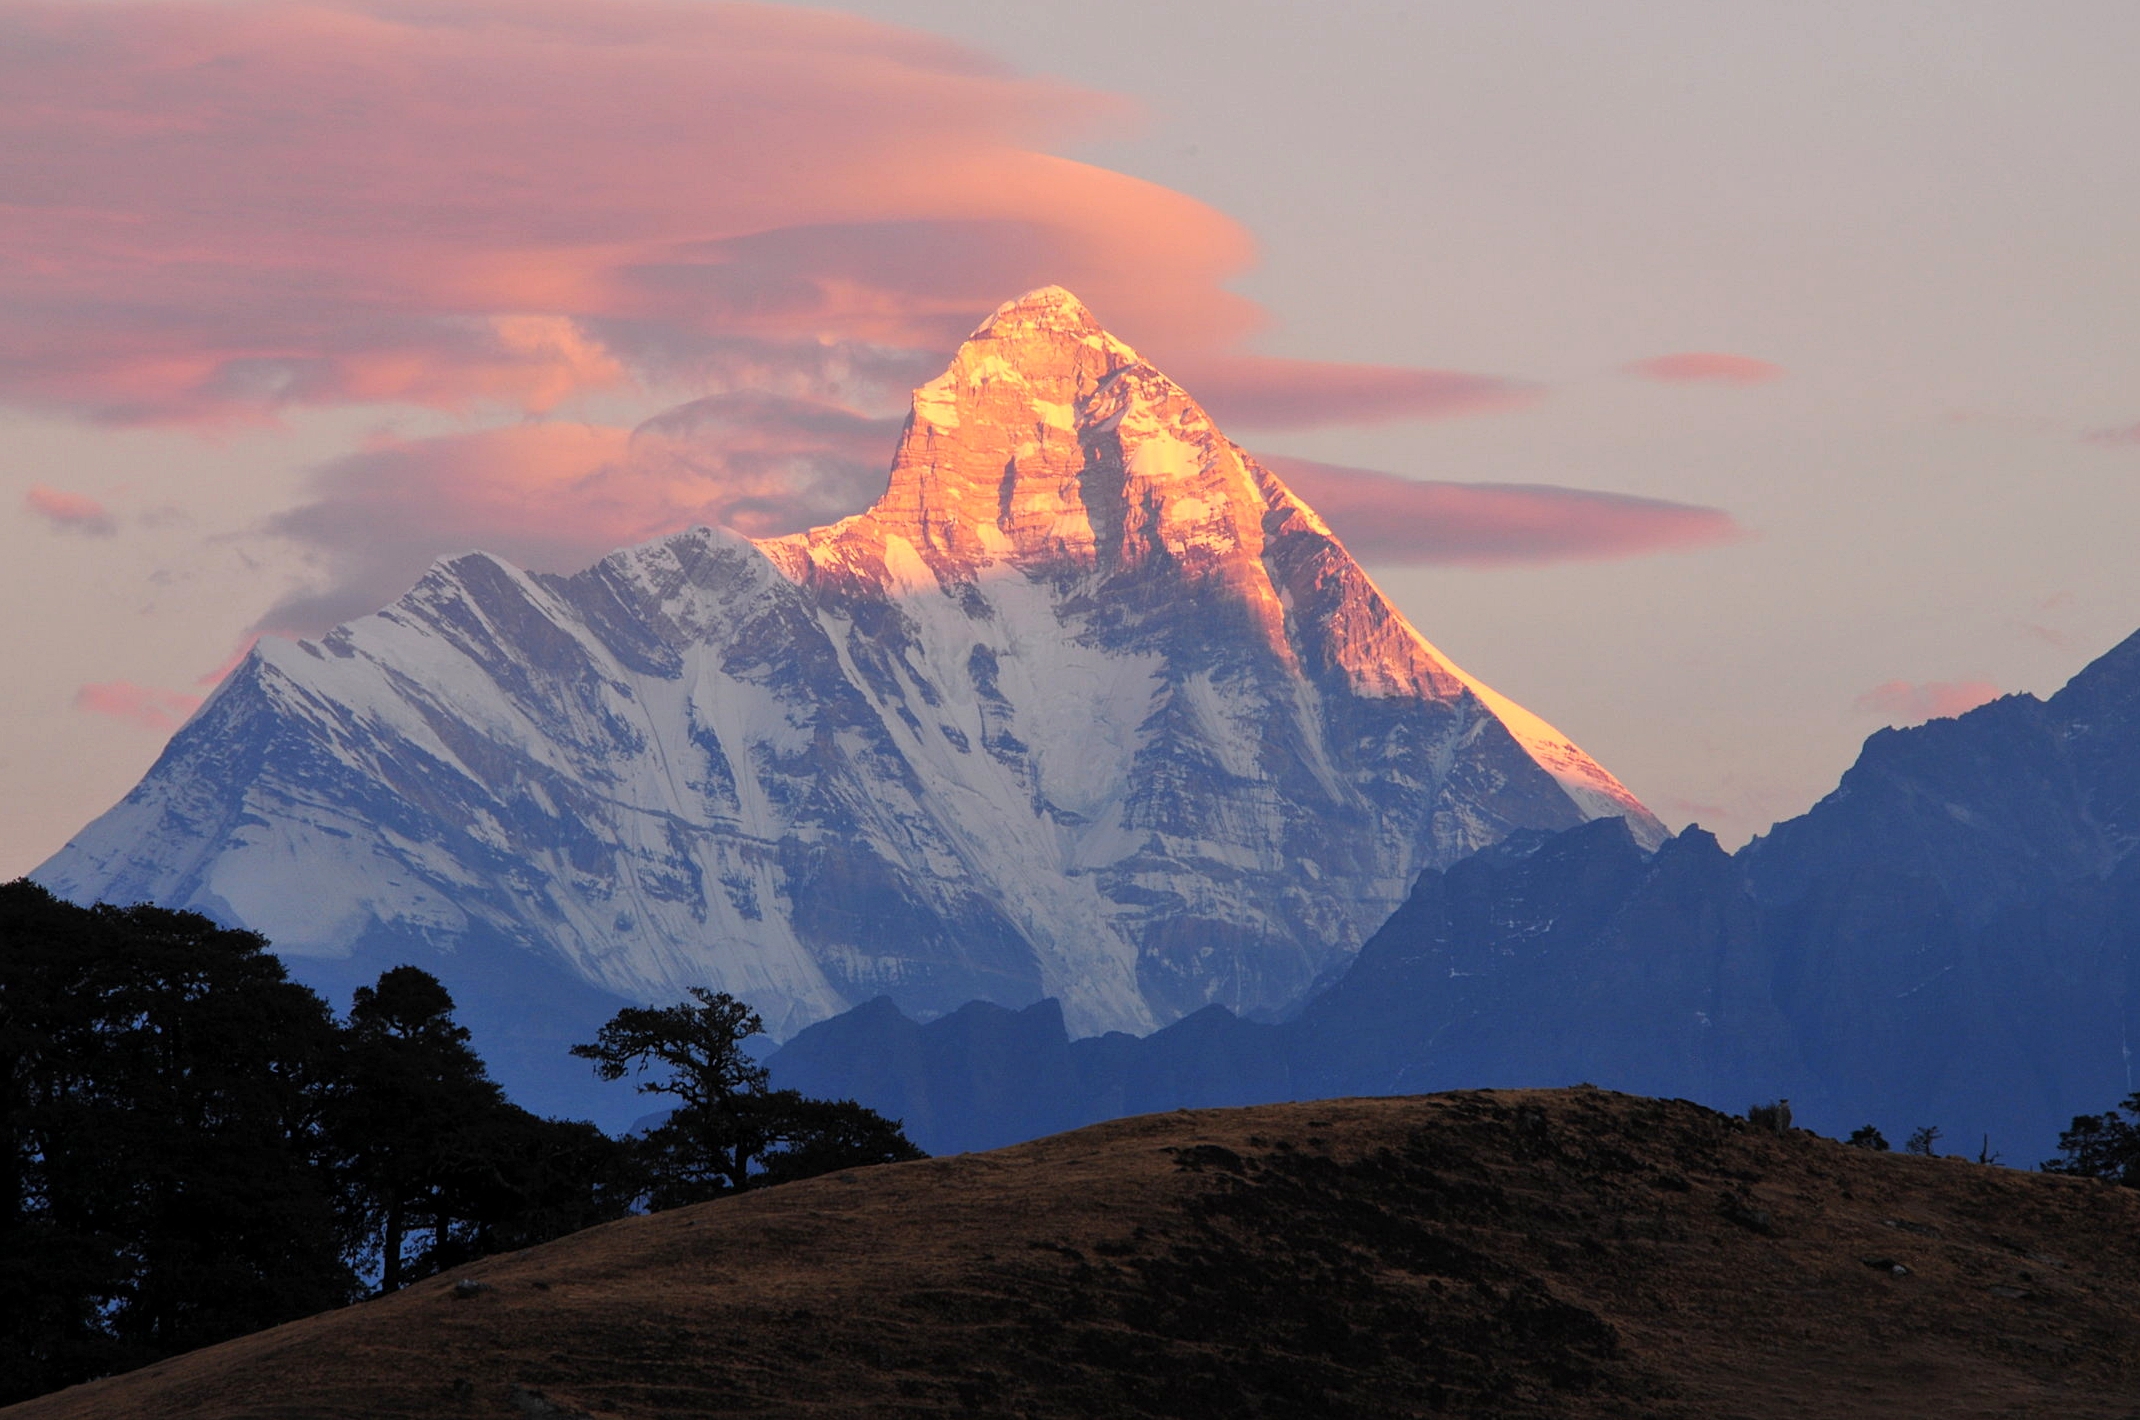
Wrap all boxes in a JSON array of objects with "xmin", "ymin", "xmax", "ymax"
[
  {"xmin": 2082, "ymin": 423, "xmax": 2140, "ymax": 447},
  {"xmin": 256, "ymin": 414, "xmax": 1748, "ymax": 636},
  {"xmin": 258, "ymin": 392, "xmax": 902, "ymax": 632},
  {"xmin": 1257, "ymin": 455, "xmax": 1746, "ymax": 566},
  {"xmin": 73, "ymin": 681, "xmax": 202, "ymax": 732},
  {"xmin": 1655, "ymin": 794, "xmax": 1727, "ymax": 821},
  {"xmin": 22, "ymin": 485, "xmax": 116, "ymax": 535},
  {"xmin": 2019, "ymin": 590, "xmax": 2075, "ymax": 648},
  {"xmin": 1623, "ymin": 352, "xmax": 1783, "ymax": 385},
  {"xmin": 0, "ymin": 0, "xmax": 1511, "ymax": 433},
  {"xmin": 1853, "ymin": 679, "xmax": 2002, "ymax": 724},
  {"xmin": 1174, "ymin": 357, "xmax": 1536, "ymax": 431}
]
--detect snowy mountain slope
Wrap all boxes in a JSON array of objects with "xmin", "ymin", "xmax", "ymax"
[
  {"xmin": 37, "ymin": 287, "xmax": 1663, "ymax": 1050},
  {"xmin": 768, "ymin": 626, "xmax": 2140, "ymax": 1168}
]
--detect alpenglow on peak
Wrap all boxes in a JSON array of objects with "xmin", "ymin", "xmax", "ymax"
[{"xmin": 39, "ymin": 285, "xmax": 1665, "ymax": 1100}]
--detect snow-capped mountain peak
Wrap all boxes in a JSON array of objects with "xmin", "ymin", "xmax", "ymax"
[
  {"xmin": 787, "ymin": 286, "xmax": 1268, "ymax": 579},
  {"xmin": 39, "ymin": 287, "xmax": 1663, "ymax": 1060}
]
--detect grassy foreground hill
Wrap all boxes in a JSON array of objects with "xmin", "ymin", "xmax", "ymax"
[{"xmin": 10, "ymin": 1090, "xmax": 2140, "ymax": 1419}]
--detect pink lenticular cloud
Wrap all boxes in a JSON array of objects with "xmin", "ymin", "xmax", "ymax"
[
  {"xmin": 74, "ymin": 681, "xmax": 204, "ymax": 733},
  {"xmin": 256, "ymin": 407, "xmax": 1744, "ymax": 636},
  {"xmin": 22, "ymin": 485, "xmax": 117, "ymax": 535},
  {"xmin": 1623, "ymin": 353, "xmax": 1784, "ymax": 385},
  {"xmin": 1174, "ymin": 356, "xmax": 1537, "ymax": 431},
  {"xmin": 1256, "ymin": 456, "xmax": 1745, "ymax": 566},
  {"xmin": 1853, "ymin": 680, "xmax": 2003, "ymax": 724},
  {"xmin": 0, "ymin": 0, "xmax": 1512, "ymax": 432},
  {"xmin": 262, "ymin": 423, "xmax": 636, "ymax": 632},
  {"xmin": 259, "ymin": 394, "xmax": 903, "ymax": 632}
]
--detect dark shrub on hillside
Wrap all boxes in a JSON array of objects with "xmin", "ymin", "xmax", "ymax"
[{"xmin": 2043, "ymin": 1095, "xmax": 2140, "ymax": 1185}]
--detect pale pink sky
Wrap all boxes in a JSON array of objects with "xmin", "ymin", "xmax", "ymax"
[{"xmin": 5, "ymin": 0, "xmax": 2138, "ymax": 874}]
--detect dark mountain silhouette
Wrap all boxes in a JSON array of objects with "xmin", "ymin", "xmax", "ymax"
[{"xmin": 771, "ymin": 630, "xmax": 2140, "ymax": 1162}]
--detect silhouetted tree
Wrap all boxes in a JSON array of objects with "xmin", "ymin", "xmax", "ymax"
[
  {"xmin": 2042, "ymin": 1094, "xmax": 2140, "ymax": 1184},
  {"xmin": 573, "ymin": 988, "xmax": 922, "ymax": 1206},
  {"xmin": 1905, "ymin": 1125, "xmax": 1942, "ymax": 1156},
  {"xmin": 335, "ymin": 966, "xmax": 631, "ymax": 1289},
  {"xmin": 2, "ymin": 887, "xmax": 644, "ymax": 1406},
  {"xmin": 0, "ymin": 881, "xmax": 354, "ymax": 1403},
  {"xmin": 334, "ymin": 966, "xmax": 505, "ymax": 1290},
  {"xmin": 433, "ymin": 1109, "xmax": 637, "ymax": 1259},
  {"xmin": 1846, "ymin": 1125, "xmax": 1890, "ymax": 1151},
  {"xmin": 753, "ymin": 1093, "xmax": 927, "ymax": 1188}
]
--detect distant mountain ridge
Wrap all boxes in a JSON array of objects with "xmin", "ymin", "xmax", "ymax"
[
  {"xmin": 769, "ymin": 628, "xmax": 2140, "ymax": 1161},
  {"xmin": 36, "ymin": 288, "xmax": 1659, "ymax": 1111}
]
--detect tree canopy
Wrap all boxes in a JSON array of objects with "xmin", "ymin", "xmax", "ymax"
[
  {"xmin": 1, "ymin": 883, "xmax": 922, "ymax": 1407},
  {"xmin": 573, "ymin": 988, "xmax": 923, "ymax": 1207},
  {"xmin": 2043, "ymin": 1093, "xmax": 2140, "ymax": 1185},
  {"xmin": 1, "ymin": 880, "xmax": 354, "ymax": 1402},
  {"xmin": 334, "ymin": 965, "xmax": 634, "ymax": 1291}
]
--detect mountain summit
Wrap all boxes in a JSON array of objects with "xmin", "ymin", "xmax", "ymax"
[
  {"xmin": 38, "ymin": 289, "xmax": 1661, "ymax": 1096},
  {"xmin": 769, "ymin": 287, "xmax": 1652, "ymax": 829}
]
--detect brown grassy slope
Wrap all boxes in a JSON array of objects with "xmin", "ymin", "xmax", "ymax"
[{"xmin": 11, "ymin": 1089, "xmax": 2140, "ymax": 1420}]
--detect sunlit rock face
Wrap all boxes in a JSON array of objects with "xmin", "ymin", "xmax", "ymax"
[{"xmin": 37, "ymin": 288, "xmax": 1662, "ymax": 1054}]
